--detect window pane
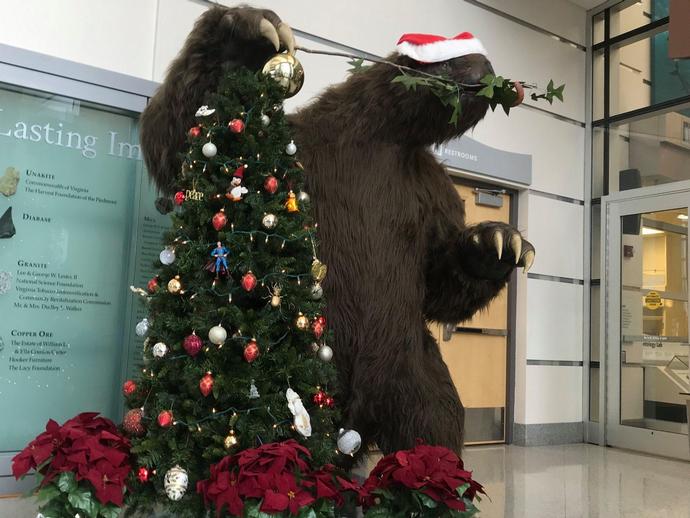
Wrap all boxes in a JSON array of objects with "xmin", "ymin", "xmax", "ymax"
[
  {"xmin": 592, "ymin": 203, "xmax": 602, "ymax": 280},
  {"xmin": 590, "ymin": 284, "xmax": 601, "ymax": 422},
  {"xmin": 593, "ymin": 49, "xmax": 605, "ymax": 121},
  {"xmin": 610, "ymin": 0, "xmax": 665, "ymax": 38},
  {"xmin": 610, "ymin": 30, "xmax": 689, "ymax": 116},
  {"xmin": 608, "ymin": 103, "xmax": 690, "ymax": 193},
  {"xmin": 593, "ymin": 11, "xmax": 605, "ymax": 45},
  {"xmin": 592, "ymin": 126, "xmax": 605, "ymax": 198}
]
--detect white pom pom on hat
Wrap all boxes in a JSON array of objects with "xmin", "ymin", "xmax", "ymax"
[{"xmin": 396, "ymin": 32, "xmax": 488, "ymax": 63}]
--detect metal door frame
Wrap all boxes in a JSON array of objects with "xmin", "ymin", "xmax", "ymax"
[{"xmin": 600, "ymin": 180, "xmax": 690, "ymax": 460}]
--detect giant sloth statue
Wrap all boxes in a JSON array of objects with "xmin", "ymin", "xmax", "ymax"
[{"xmin": 140, "ymin": 5, "xmax": 534, "ymax": 455}]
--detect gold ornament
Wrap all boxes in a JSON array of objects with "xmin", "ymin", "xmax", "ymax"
[
  {"xmin": 285, "ymin": 191, "xmax": 299, "ymax": 213},
  {"xmin": 224, "ymin": 430, "xmax": 238, "ymax": 449},
  {"xmin": 185, "ymin": 188, "xmax": 204, "ymax": 201},
  {"xmin": 311, "ymin": 259, "xmax": 327, "ymax": 282},
  {"xmin": 167, "ymin": 275, "xmax": 183, "ymax": 294},
  {"xmin": 262, "ymin": 53, "xmax": 305, "ymax": 98},
  {"xmin": 295, "ymin": 313, "xmax": 309, "ymax": 330}
]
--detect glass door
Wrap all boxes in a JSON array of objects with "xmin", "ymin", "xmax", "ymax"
[{"xmin": 605, "ymin": 187, "xmax": 690, "ymax": 460}]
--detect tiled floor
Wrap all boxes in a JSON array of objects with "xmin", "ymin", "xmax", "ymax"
[{"xmin": 1, "ymin": 444, "xmax": 689, "ymax": 517}]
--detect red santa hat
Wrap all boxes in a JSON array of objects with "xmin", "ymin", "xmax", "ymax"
[
  {"xmin": 396, "ymin": 32, "xmax": 487, "ymax": 63},
  {"xmin": 233, "ymin": 165, "xmax": 245, "ymax": 179}
]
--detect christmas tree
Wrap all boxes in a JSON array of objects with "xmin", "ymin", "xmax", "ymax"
[{"xmin": 123, "ymin": 66, "xmax": 342, "ymax": 517}]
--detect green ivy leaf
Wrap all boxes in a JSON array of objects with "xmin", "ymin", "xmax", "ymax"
[
  {"xmin": 348, "ymin": 58, "xmax": 372, "ymax": 74},
  {"xmin": 476, "ymin": 85, "xmax": 494, "ymax": 99},
  {"xmin": 57, "ymin": 472, "xmax": 77, "ymax": 494}
]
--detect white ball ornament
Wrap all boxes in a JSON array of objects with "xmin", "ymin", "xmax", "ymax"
[
  {"xmin": 297, "ymin": 191, "xmax": 310, "ymax": 204},
  {"xmin": 159, "ymin": 247, "xmax": 176, "ymax": 265},
  {"xmin": 164, "ymin": 465, "xmax": 188, "ymax": 501},
  {"xmin": 135, "ymin": 318, "xmax": 150, "ymax": 337},
  {"xmin": 310, "ymin": 283, "xmax": 323, "ymax": 300},
  {"xmin": 317, "ymin": 344, "xmax": 333, "ymax": 362},
  {"xmin": 260, "ymin": 114, "xmax": 271, "ymax": 126},
  {"xmin": 337, "ymin": 428, "xmax": 362, "ymax": 456},
  {"xmin": 285, "ymin": 140, "xmax": 297, "ymax": 156},
  {"xmin": 152, "ymin": 342, "xmax": 168, "ymax": 358},
  {"xmin": 262, "ymin": 213, "xmax": 278, "ymax": 230},
  {"xmin": 202, "ymin": 141, "xmax": 217, "ymax": 158},
  {"xmin": 208, "ymin": 325, "xmax": 227, "ymax": 346}
]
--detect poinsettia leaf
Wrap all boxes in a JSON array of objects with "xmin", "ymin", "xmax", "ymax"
[
  {"xmin": 297, "ymin": 507, "xmax": 317, "ymax": 518},
  {"xmin": 57, "ymin": 472, "xmax": 77, "ymax": 494},
  {"xmin": 35, "ymin": 483, "xmax": 61, "ymax": 503},
  {"xmin": 417, "ymin": 492, "xmax": 439, "ymax": 508},
  {"xmin": 100, "ymin": 504, "xmax": 121, "ymax": 518},
  {"xmin": 456, "ymin": 483, "xmax": 470, "ymax": 497},
  {"xmin": 363, "ymin": 506, "xmax": 391, "ymax": 518},
  {"xmin": 371, "ymin": 487, "xmax": 395, "ymax": 500},
  {"xmin": 67, "ymin": 488, "xmax": 97, "ymax": 518},
  {"xmin": 244, "ymin": 500, "xmax": 261, "ymax": 518}
]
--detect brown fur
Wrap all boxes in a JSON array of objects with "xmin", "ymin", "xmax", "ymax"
[{"xmin": 141, "ymin": 5, "xmax": 534, "ymax": 455}]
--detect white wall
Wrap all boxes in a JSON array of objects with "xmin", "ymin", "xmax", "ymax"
[{"xmin": 0, "ymin": 0, "xmax": 588, "ymax": 440}]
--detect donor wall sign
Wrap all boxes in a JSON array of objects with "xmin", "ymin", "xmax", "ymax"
[{"xmin": 0, "ymin": 86, "xmax": 167, "ymax": 452}]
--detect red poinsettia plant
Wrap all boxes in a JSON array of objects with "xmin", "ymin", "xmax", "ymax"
[
  {"xmin": 360, "ymin": 441, "xmax": 484, "ymax": 517},
  {"xmin": 197, "ymin": 439, "xmax": 360, "ymax": 517},
  {"xmin": 12, "ymin": 412, "xmax": 132, "ymax": 518}
]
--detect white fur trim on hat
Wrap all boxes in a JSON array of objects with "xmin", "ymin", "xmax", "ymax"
[{"xmin": 396, "ymin": 32, "xmax": 487, "ymax": 63}]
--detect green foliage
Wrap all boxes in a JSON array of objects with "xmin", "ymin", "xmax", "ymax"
[
  {"xmin": 347, "ymin": 57, "xmax": 372, "ymax": 74},
  {"xmin": 34, "ymin": 474, "xmax": 123, "ymax": 518},
  {"xmin": 390, "ymin": 68, "xmax": 565, "ymax": 122},
  {"xmin": 124, "ymin": 68, "xmax": 340, "ymax": 517},
  {"xmin": 362, "ymin": 485, "xmax": 480, "ymax": 518}
]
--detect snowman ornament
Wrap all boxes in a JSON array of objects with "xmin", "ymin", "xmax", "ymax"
[{"xmin": 227, "ymin": 167, "xmax": 249, "ymax": 201}]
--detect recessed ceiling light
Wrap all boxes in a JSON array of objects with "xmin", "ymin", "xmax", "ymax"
[
  {"xmin": 677, "ymin": 214, "xmax": 688, "ymax": 220},
  {"xmin": 642, "ymin": 227, "xmax": 663, "ymax": 235}
]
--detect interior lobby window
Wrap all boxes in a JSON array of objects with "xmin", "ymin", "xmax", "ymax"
[{"xmin": 0, "ymin": 83, "xmax": 164, "ymax": 452}]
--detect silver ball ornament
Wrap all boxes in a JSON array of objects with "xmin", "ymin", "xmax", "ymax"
[
  {"xmin": 297, "ymin": 191, "xmax": 310, "ymax": 203},
  {"xmin": 310, "ymin": 283, "xmax": 323, "ymax": 300},
  {"xmin": 317, "ymin": 344, "xmax": 333, "ymax": 362},
  {"xmin": 202, "ymin": 141, "xmax": 217, "ymax": 158},
  {"xmin": 208, "ymin": 325, "xmax": 227, "ymax": 346},
  {"xmin": 152, "ymin": 342, "xmax": 168, "ymax": 358},
  {"xmin": 159, "ymin": 247, "xmax": 175, "ymax": 265},
  {"xmin": 261, "ymin": 114, "xmax": 271, "ymax": 127},
  {"xmin": 337, "ymin": 428, "xmax": 362, "ymax": 455},
  {"xmin": 164, "ymin": 465, "xmax": 188, "ymax": 501},
  {"xmin": 262, "ymin": 213, "xmax": 278, "ymax": 230},
  {"xmin": 135, "ymin": 318, "xmax": 150, "ymax": 337},
  {"xmin": 285, "ymin": 140, "xmax": 297, "ymax": 156}
]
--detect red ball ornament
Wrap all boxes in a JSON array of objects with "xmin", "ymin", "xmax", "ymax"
[
  {"xmin": 228, "ymin": 119, "xmax": 245, "ymax": 133},
  {"xmin": 326, "ymin": 396, "xmax": 335, "ymax": 408},
  {"xmin": 122, "ymin": 380, "xmax": 137, "ymax": 397},
  {"xmin": 312, "ymin": 390, "xmax": 327, "ymax": 406},
  {"xmin": 157, "ymin": 410, "xmax": 174, "ymax": 428},
  {"xmin": 199, "ymin": 372, "xmax": 214, "ymax": 397},
  {"xmin": 241, "ymin": 271, "xmax": 257, "ymax": 292},
  {"xmin": 123, "ymin": 408, "xmax": 145, "ymax": 436},
  {"xmin": 264, "ymin": 175, "xmax": 279, "ymax": 194},
  {"xmin": 137, "ymin": 466, "xmax": 150, "ymax": 483},
  {"xmin": 212, "ymin": 209, "xmax": 227, "ymax": 231},
  {"xmin": 189, "ymin": 126, "xmax": 202, "ymax": 138},
  {"xmin": 174, "ymin": 191, "xmax": 185, "ymax": 205},
  {"xmin": 183, "ymin": 332, "xmax": 203, "ymax": 357},
  {"xmin": 147, "ymin": 276, "xmax": 159, "ymax": 293},
  {"xmin": 244, "ymin": 340, "xmax": 260, "ymax": 363},
  {"xmin": 311, "ymin": 316, "xmax": 326, "ymax": 339}
]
